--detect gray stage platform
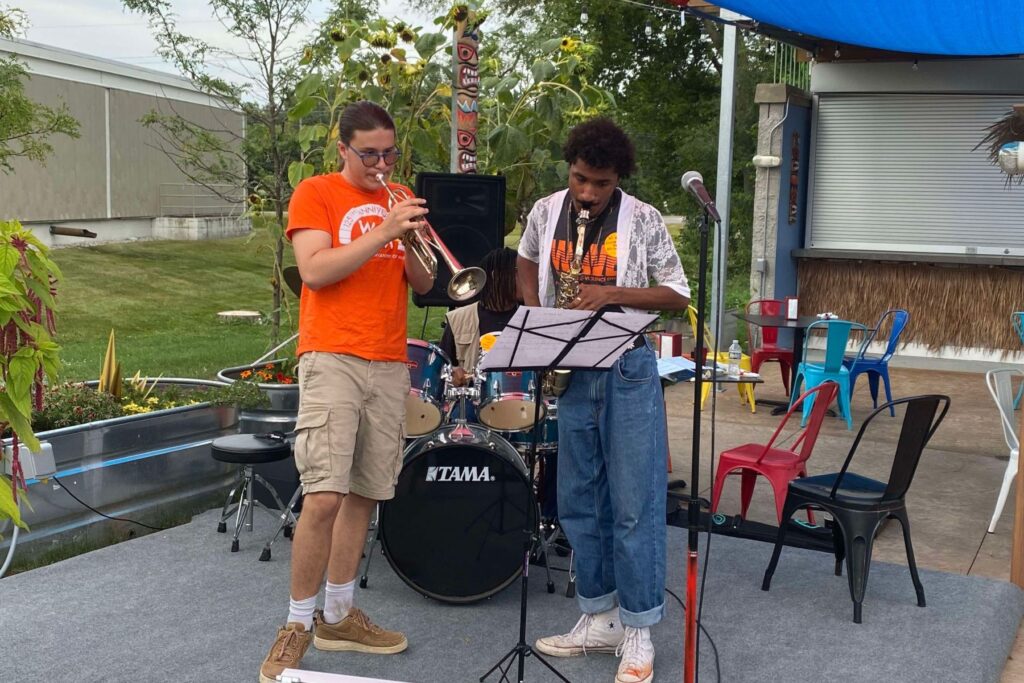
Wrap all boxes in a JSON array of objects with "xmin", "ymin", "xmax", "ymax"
[{"xmin": 1, "ymin": 509, "xmax": 1021, "ymax": 682}]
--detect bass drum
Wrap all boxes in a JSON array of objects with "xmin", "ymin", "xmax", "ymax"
[{"xmin": 380, "ymin": 424, "xmax": 538, "ymax": 603}]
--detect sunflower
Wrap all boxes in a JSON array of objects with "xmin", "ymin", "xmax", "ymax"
[{"xmin": 369, "ymin": 30, "xmax": 396, "ymax": 49}]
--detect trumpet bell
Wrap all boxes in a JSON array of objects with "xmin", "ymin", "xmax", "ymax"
[{"xmin": 448, "ymin": 266, "xmax": 487, "ymax": 302}]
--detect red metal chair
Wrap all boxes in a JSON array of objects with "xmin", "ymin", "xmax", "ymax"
[
  {"xmin": 746, "ymin": 299, "xmax": 794, "ymax": 396},
  {"xmin": 711, "ymin": 382, "xmax": 839, "ymax": 523}
]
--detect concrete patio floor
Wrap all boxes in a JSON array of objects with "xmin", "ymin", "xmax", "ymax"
[{"xmin": 660, "ymin": 360, "xmax": 1024, "ymax": 681}]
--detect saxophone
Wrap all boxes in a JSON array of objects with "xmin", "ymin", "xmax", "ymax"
[{"xmin": 543, "ymin": 206, "xmax": 590, "ymax": 397}]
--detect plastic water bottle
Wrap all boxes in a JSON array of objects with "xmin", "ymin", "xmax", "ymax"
[{"xmin": 727, "ymin": 340, "xmax": 741, "ymax": 379}]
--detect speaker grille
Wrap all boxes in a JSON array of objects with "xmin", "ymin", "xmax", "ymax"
[{"xmin": 412, "ymin": 173, "xmax": 506, "ymax": 308}]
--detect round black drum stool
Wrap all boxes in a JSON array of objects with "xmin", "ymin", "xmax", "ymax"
[{"xmin": 212, "ymin": 433, "xmax": 298, "ymax": 561}]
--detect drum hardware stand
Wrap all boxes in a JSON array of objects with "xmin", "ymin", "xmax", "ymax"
[
  {"xmin": 357, "ymin": 504, "xmax": 381, "ymax": 589},
  {"xmin": 479, "ymin": 306, "xmax": 654, "ymax": 683},
  {"xmin": 259, "ymin": 485, "xmax": 302, "ymax": 562}
]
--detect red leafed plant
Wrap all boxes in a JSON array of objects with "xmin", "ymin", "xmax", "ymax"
[{"xmin": 0, "ymin": 220, "xmax": 62, "ymax": 535}]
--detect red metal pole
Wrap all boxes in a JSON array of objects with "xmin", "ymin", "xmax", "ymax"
[{"xmin": 684, "ymin": 549, "xmax": 699, "ymax": 682}]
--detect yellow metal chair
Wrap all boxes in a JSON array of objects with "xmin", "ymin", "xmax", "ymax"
[{"xmin": 686, "ymin": 305, "xmax": 756, "ymax": 413}]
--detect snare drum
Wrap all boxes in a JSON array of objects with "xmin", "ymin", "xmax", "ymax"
[
  {"xmin": 405, "ymin": 339, "xmax": 449, "ymax": 437},
  {"xmin": 477, "ymin": 370, "xmax": 545, "ymax": 432}
]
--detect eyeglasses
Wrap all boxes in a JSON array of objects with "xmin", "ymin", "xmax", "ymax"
[{"xmin": 349, "ymin": 147, "xmax": 401, "ymax": 167}]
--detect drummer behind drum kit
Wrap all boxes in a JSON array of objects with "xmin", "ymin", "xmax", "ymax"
[{"xmin": 364, "ymin": 337, "xmax": 568, "ymax": 603}]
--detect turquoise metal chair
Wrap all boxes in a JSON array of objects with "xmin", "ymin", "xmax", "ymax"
[
  {"xmin": 1013, "ymin": 313, "xmax": 1024, "ymax": 409},
  {"xmin": 790, "ymin": 319, "xmax": 869, "ymax": 430}
]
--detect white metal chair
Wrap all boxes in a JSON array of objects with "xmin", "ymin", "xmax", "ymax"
[{"xmin": 986, "ymin": 368, "xmax": 1022, "ymax": 533}]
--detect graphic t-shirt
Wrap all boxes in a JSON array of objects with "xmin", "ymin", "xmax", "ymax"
[
  {"xmin": 550, "ymin": 189, "xmax": 622, "ymax": 311},
  {"xmin": 285, "ymin": 173, "xmax": 410, "ymax": 361}
]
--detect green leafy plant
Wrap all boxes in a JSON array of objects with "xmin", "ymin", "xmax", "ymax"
[
  {"xmin": 98, "ymin": 329, "xmax": 122, "ymax": 399},
  {"xmin": 0, "ymin": 219, "xmax": 62, "ymax": 535},
  {"xmin": 28, "ymin": 379, "xmax": 271, "ymax": 434},
  {"xmin": 30, "ymin": 383, "xmax": 123, "ymax": 433},
  {"xmin": 288, "ymin": 4, "xmax": 614, "ymax": 232},
  {"xmin": 197, "ymin": 381, "xmax": 271, "ymax": 411}
]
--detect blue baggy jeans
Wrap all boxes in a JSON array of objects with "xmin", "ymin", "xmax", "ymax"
[{"xmin": 556, "ymin": 342, "xmax": 667, "ymax": 627}]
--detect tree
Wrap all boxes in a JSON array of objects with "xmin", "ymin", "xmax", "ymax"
[
  {"xmin": 0, "ymin": 5, "xmax": 79, "ymax": 173},
  {"xmin": 289, "ymin": 4, "xmax": 615, "ymax": 233},
  {"xmin": 436, "ymin": 0, "xmax": 774, "ymax": 307},
  {"xmin": 121, "ymin": 0, "xmax": 311, "ymax": 344}
]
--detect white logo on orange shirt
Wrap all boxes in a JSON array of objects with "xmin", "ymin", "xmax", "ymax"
[{"xmin": 338, "ymin": 203, "xmax": 406, "ymax": 258}]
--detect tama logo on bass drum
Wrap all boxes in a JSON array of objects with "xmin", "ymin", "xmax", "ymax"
[{"xmin": 426, "ymin": 466, "xmax": 496, "ymax": 482}]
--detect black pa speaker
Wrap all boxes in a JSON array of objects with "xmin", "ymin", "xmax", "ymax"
[{"xmin": 411, "ymin": 172, "xmax": 506, "ymax": 308}]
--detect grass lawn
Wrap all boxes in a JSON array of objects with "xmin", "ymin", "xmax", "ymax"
[
  {"xmin": 53, "ymin": 224, "xmax": 445, "ymax": 381},
  {"xmin": 52, "ymin": 221, "xmax": 748, "ymax": 381}
]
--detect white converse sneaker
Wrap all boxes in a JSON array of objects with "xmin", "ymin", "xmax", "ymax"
[
  {"xmin": 535, "ymin": 607, "xmax": 623, "ymax": 657},
  {"xmin": 615, "ymin": 627, "xmax": 654, "ymax": 683}
]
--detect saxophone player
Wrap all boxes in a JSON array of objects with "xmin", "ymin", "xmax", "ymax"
[{"xmin": 517, "ymin": 117, "xmax": 690, "ymax": 683}]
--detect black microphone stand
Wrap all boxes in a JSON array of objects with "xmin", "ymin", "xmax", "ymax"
[{"xmin": 684, "ymin": 205, "xmax": 717, "ymax": 683}]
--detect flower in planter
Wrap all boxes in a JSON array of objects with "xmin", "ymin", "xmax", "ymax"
[{"xmin": 238, "ymin": 361, "xmax": 297, "ymax": 385}]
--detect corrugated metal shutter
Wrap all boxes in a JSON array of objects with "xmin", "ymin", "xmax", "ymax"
[{"xmin": 809, "ymin": 94, "xmax": 1024, "ymax": 255}]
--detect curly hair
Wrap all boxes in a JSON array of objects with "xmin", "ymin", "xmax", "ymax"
[{"xmin": 562, "ymin": 117, "xmax": 636, "ymax": 178}]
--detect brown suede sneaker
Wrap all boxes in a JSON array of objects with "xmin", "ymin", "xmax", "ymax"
[
  {"xmin": 259, "ymin": 622, "xmax": 312, "ymax": 683},
  {"xmin": 313, "ymin": 608, "xmax": 408, "ymax": 654}
]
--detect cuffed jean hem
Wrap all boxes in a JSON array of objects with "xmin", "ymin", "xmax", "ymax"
[
  {"xmin": 619, "ymin": 601, "xmax": 665, "ymax": 628},
  {"xmin": 576, "ymin": 588, "xmax": 618, "ymax": 615}
]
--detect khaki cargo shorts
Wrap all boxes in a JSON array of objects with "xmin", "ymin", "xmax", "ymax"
[{"xmin": 293, "ymin": 351, "xmax": 409, "ymax": 500}]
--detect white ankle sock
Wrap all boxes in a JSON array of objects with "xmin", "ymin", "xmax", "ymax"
[
  {"xmin": 287, "ymin": 595, "xmax": 317, "ymax": 630},
  {"xmin": 323, "ymin": 579, "xmax": 356, "ymax": 624}
]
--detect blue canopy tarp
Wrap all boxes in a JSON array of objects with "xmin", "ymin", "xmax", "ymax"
[{"xmin": 708, "ymin": 1, "xmax": 1024, "ymax": 56}]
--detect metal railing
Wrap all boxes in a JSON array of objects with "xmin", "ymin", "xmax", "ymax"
[
  {"xmin": 158, "ymin": 183, "xmax": 245, "ymax": 217},
  {"xmin": 773, "ymin": 41, "xmax": 811, "ymax": 91}
]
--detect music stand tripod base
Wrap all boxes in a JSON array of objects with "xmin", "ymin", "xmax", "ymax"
[
  {"xmin": 479, "ymin": 365, "xmax": 569, "ymax": 683},
  {"xmin": 478, "ymin": 306, "xmax": 655, "ymax": 683}
]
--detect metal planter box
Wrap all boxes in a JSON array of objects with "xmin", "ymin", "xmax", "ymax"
[{"xmin": 0, "ymin": 379, "xmax": 239, "ymax": 560}]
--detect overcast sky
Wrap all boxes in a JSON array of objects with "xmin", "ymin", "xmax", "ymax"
[{"xmin": 20, "ymin": 0, "xmax": 437, "ymax": 76}]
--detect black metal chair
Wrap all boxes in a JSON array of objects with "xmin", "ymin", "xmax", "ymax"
[
  {"xmin": 212, "ymin": 432, "xmax": 298, "ymax": 561},
  {"xmin": 761, "ymin": 394, "xmax": 951, "ymax": 623}
]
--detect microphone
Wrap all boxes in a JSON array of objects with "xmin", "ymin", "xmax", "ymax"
[{"xmin": 681, "ymin": 171, "xmax": 721, "ymax": 223}]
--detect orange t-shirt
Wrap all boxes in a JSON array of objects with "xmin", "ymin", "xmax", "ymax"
[{"xmin": 285, "ymin": 173, "xmax": 410, "ymax": 361}]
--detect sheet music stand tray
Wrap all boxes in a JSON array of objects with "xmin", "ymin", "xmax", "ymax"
[{"xmin": 478, "ymin": 306, "xmax": 657, "ymax": 683}]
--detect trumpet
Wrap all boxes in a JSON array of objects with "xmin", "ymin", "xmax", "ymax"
[{"xmin": 375, "ymin": 173, "xmax": 486, "ymax": 302}]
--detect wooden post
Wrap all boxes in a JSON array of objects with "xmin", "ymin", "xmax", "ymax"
[
  {"xmin": 1011, "ymin": 406, "xmax": 1024, "ymax": 587},
  {"xmin": 450, "ymin": 16, "xmax": 479, "ymax": 174}
]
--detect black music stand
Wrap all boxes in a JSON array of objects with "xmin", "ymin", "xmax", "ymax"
[{"xmin": 478, "ymin": 305, "xmax": 657, "ymax": 683}]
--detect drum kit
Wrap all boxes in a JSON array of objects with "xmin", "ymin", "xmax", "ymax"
[{"xmin": 362, "ymin": 338, "xmax": 571, "ymax": 604}]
